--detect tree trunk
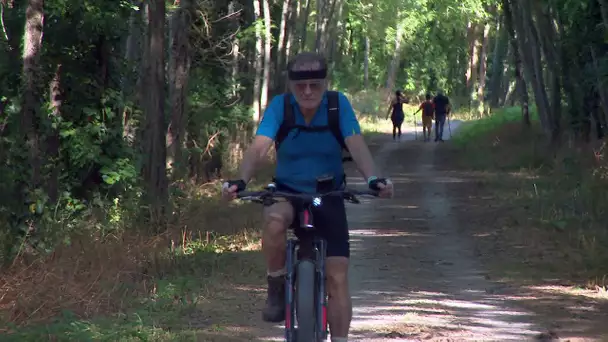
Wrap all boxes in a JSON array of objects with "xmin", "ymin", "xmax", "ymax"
[
  {"xmin": 510, "ymin": 0, "xmax": 551, "ymax": 134},
  {"xmin": 285, "ymin": 0, "xmax": 298, "ymax": 61},
  {"xmin": 300, "ymin": 0, "xmax": 311, "ymax": 50},
  {"xmin": 122, "ymin": 2, "xmax": 143, "ymax": 142},
  {"xmin": 502, "ymin": 0, "xmax": 530, "ymax": 126},
  {"xmin": 0, "ymin": 2, "xmax": 8, "ymax": 42},
  {"xmin": 476, "ymin": 23, "xmax": 490, "ymax": 115},
  {"xmin": 590, "ymin": 46, "xmax": 608, "ymax": 137},
  {"xmin": 465, "ymin": 21, "xmax": 479, "ymax": 100},
  {"xmin": 166, "ymin": 0, "xmax": 192, "ymax": 180},
  {"xmin": 364, "ymin": 35, "xmax": 370, "ymax": 89},
  {"xmin": 332, "ymin": 0, "xmax": 346, "ymax": 66},
  {"xmin": 528, "ymin": 1, "xmax": 561, "ymax": 140},
  {"xmin": 252, "ymin": 0, "xmax": 263, "ymax": 122},
  {"xmin": 275, "ymin": 0, "xmax": 291, "ymax": 91},
  {"xmin": 45, "ymin": 64, "xmax": 61, "ymax": 202},
  {"xmin": 122, "ymin": 9, "xmax": 141, "ymax": 90},
  {"xmin": 142, "ymin": 0, "xmax": 168, "ymax": 227},
  {"xmin": 385, "ymin": 16, "xmax": 404, "ymax": 92},
  {"xmin": 597, "ymin": 0, "xmax": 608, "ymax": 31},
  {"xmin": 229, "ymin": 1, "xmax": 240, "ymax": 97},
  {"xmin": 314, "ymin": 0, "xmax": 324, "ymax": 52},
  {"xmin": 329, "ymin": 0, "xmax": 344, "ymax": 60},
  {"xmin": 260, "ymin": 0, "xmax": 271, "ymax": 111},
  {"xmin": 137, "ymin": 1, "xmax": 150, "ymax": 141},
  {"xmin": 487, "ymin": 15, "xmax": 508, "ymax": 108},
  {"xmin": 321, "ymin": 0, "xmax": 339, "ymax": 56},
  {"xmin": 21, "ymin": 0, "xmax": 44, "ymax": 188}
]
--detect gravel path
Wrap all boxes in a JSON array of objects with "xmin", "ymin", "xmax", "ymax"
[
  {"xmin": 346, "ymin": 125, "xmax": 544, "ymax": 341},
  {"xmin": 227, "ymin": 121, "xmax": 558, "ymax": 341}
]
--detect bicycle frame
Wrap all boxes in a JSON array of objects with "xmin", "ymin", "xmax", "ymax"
[
  {"xmin": 285, "ymin": 203, "xmax": 328, "ymax": 341},
  {"xmin": 236, "ymin": 184, "xmax": 378, "ymax": 342}
]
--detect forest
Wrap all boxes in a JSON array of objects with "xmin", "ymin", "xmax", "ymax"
[{"xmin": 1, "ymin": 0, "xmax": 608, "ymax": 339}]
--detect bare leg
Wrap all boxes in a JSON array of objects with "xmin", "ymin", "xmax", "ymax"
[
  {"xmin": 326, "ymin": 256, "xmax": 351, "ymax": 338},
  {"xmin": 261, "ymin": 201, "xmax": 294, "ymax": 322}
]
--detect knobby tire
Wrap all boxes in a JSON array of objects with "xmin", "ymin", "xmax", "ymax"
[{"xmin": 295, "ymin": 260, "xmax": 317, "ymax": 342}]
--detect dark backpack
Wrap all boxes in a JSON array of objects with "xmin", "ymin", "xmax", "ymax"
[{"xmin": 275, "ymin": 91, "xmax": 352, "ymax": 162}]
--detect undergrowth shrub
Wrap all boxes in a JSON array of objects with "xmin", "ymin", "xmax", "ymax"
[
  {"xmin": 0, "ymin": 175, "xmax": 266, "ymax": 331},
  {"xmin": 452, "ymin": 106, "xmax": 608, "ymax": 282},
  {"xmin": 452, "ymin": 106, "xmax": 546, "ymax": 170}
]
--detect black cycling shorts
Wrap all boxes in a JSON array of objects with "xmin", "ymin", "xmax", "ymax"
[{"xmin": 274, "ymin": 183, "xmax": 350, "ymax": 258}]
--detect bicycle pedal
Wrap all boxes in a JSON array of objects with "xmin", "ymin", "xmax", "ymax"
[{"xmin": 287, "ymin": 229, "xmax": 297, "ymax": 240}]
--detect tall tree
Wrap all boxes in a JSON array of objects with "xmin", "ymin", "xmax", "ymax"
[
  {"xmin": 260, "ymin": 0, "xmax": 271, "ymax": 111},
  {"xmin": 502, "ymin": 0, "xmax": 530, "ymax": 126},
  {"xmin": 167, "ymin": 0, "xmax": 193, "ymax": 179},
  {"xmin": 20, "ymin": 0, "xmax": 44, "ymax": 189},
  {"xmin": 252, "ymin": 0, "xmax": 262, "ymax": 122},
  {"xmin": 142, "ymin": 0, "xmax": 168, "ymax": 227}
]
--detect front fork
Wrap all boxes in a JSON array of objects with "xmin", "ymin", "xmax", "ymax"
[
  {"xmin": 285, "ymin": 238, "xmax": 296, "ymax": 342},
  {"xmin": 317, "ymin": 238, "xmax": 328, "ymax": 340},
  {"xmin": 285, "ymin": 236, "xmax": 328, "ymax": 342}
]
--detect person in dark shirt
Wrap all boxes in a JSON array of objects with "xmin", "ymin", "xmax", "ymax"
[
  {"xmin": 432, "ymin": 90, "xmax": 451, "ymax": 142},
  {"xmin": 386, "ymin": 90, "xmax": 406, "ymax": 140},
  {"xmin": 414, "ymin": 93, "xmax": 434, "ymax": 141}
]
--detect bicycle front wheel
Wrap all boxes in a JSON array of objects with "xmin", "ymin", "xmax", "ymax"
[{"xmin": 295, "ymin": 260, "xmax": 317, "ymax": 342}]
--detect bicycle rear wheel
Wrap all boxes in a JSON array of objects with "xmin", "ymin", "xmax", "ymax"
[{"xmin": 295, "ymin": 260, "xmax": 317, "ymax": 342}]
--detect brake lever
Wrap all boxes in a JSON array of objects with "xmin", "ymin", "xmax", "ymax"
[
  {"xmin": 261, "ymin": 196, "xmax": 277, "ymax": 206},
  {"xmin": 343, "ymin": 192, "xmax": 360, "ymax": 204}
]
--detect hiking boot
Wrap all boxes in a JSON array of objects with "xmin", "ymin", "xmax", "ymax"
[{"xmin": 262, "ymin": 275, "xmax": 286, "ymax": 322}]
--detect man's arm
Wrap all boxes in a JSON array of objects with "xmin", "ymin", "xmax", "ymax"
[
  {"xmin": 238, "ymin": 96, "xmax": 282, "ymax": 183},
  {"xmin": 345, "ymin": 135, "xmax": 378, "ymax": 181},
  {"xmin": 239, "ymin": 136, "xmax": 274, "ymax": 183},
  {"xmin": 338, "ymin": 93, "xmax": 381, "ymax": 181}
]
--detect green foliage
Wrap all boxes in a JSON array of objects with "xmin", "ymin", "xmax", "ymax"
[
  {"xmin": 452, "ymin": 105, "xmax": 608, "ymax": 280},
  {"xmin": 452, "ymin": 106, "xmax": 549, "ymax": 171},
  {"xmin": 0, "ymin": 0, "xmax": 139, "ymax": 262},
  {"xmin": 332, "ymin": 0, "xmax": 485, "ymax": 96},
  {"xmin": 346, "ymin": 89, "xmax": 385, "ymax": 115},
  {"xmin": 452, "ymin": 106, "xmax": 539, "ymax": 148}
]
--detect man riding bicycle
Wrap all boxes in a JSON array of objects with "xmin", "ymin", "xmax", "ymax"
[{"xmin": 222, "ymin": 52, "xmax": 393, "ymax": 342}]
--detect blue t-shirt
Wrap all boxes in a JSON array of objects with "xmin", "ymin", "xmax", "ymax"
[{"xmin": 256, "ymin": 91, "xmax": 362, "ymax": 193}]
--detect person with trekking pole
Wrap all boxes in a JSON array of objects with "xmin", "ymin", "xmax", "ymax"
[
  {"xmin": 432, "ymin": 90, "xmax": 450, "ymax": 142},
  {"xmin": 413, "ymin": 93, "xmax": 435, "ymax": 142}
]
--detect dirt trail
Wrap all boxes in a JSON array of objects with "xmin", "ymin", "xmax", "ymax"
[
  {"xmin": 202, "ymin": 124, "xmax": 605, "ymax": 341},
  {"xmin": 346, "ymin": 128, "xmax": 545, "ymax": 341},
  {"xmin": 243, "ymin": 125, "xmax": 548, "ymax": 342}
]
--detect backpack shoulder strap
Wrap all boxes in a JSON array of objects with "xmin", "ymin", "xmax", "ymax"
[
  {"xmin": 326, "ymin": 91, "xmax": 353, "ymax": 162},
  {"xmin": 326, "ymin": 91, "xmax": 346, "ymax": 149},
  {"xmin": 275, "ymin": 93, "xmax": 295, "ymax": 150}
]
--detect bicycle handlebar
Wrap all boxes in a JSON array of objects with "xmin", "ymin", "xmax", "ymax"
[{"xmin": 236, "ymin": 187, "xmax": 379, "ymax": 204}]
